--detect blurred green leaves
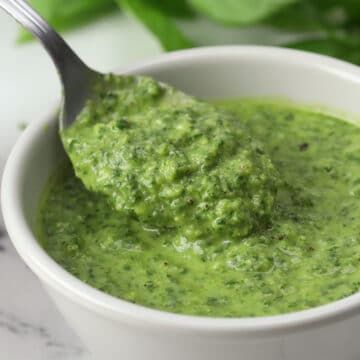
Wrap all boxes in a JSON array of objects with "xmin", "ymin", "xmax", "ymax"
[
  {"xmin": 188, "ymin": 0, "xmax": 299, "ymax": 25},
  {"xmin": 18, "ymin": 0, "xmax": 360, "ymax": 66},
  {"xmin": 117, "ymin": 0, "xmax": 194, "ymax": 51},
  {"xmin": 18, "ymin": 0, "xmax": 116, "ymax": 42},
  {"xmin": 287, "ymin": 30, "xmax": 360, "ymax": 64},
  {"xmin": 145, "ymin": 0, "xmax": 195, "ymax": 18}
]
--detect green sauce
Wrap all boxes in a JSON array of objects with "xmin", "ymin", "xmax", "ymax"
[
  {"xmin": 38, "ymin": 77, "xmax": 360, "ymax": 317},
  {"xmin": 61, "ymin": 75, "xmax": 278, "ymax": 241}
]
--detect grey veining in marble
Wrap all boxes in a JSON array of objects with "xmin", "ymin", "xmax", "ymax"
[
  {"xmin": 0, "ymin": 309, "xmax": 84, "ymax": 358},
  {"xmin": 0, "ymin": 230, "xmax": 89, "ymax": 359}
]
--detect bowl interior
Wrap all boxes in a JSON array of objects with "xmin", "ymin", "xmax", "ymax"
[
  {"xmin": 22, "ymin": 48, "xmax": 360, "ymax": 233},
  {"xmin": 5, "ymin": 47, "xmax": 360, "ymax": 333}
]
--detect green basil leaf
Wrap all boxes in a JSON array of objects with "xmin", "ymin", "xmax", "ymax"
[
  {"xmin": 117, "ymin": 0, "xmax": 194, "ymax": 51},
  {"xmin": 188, "ymin": 0, "xmax": 300, "ymax": 25},
  {"xmin": 265, "ymin": 2, "xmax": 327, "ymax": 31},
  {"xmin": 285, "ymin": 32, "xmax": 360, "ymax": 65},
  {"xmin": 147, "ymin": 0, "xmax": 195, "ymax": 18}
]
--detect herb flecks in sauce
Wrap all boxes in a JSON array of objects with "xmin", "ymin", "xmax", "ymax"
[
  {"xmin": 39, "ymin": 95, "xmax": 360, "ymax": 317},
  {"xmin": 61, "ymin": 75, "xmax": 278, "ymax": 241}
]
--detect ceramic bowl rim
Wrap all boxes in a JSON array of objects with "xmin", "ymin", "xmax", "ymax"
[{"xmin": 3, "ymin": 45, "xmax": 360, "ymax": 337}]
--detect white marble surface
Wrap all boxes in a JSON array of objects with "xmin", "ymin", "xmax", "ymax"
[{"xmin": 0, "ymin": 10, "xmax": 161, "ymax": 359}]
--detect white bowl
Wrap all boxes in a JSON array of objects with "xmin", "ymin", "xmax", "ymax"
[{"xmin": 3, "ymin": 46, "xmax": 360, "ymax": 360}]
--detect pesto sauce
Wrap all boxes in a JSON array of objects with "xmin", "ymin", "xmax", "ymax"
[
  {"xmin": 61, "ymin": 75, "xmax": 278, "ymax": 241},
  {"xmin": 38, "ymin": 94, "xmax": 360, "ymax": 317}
]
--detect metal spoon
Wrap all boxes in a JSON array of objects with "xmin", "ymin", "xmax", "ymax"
[{"xmin": 0, "ymin": 0, "xmax": 102, "ymax": 129}]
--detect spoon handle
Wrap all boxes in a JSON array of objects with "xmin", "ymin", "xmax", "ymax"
[{"xmin": 0, "ymin": 0, "xmax": 87, "ymax": 86}]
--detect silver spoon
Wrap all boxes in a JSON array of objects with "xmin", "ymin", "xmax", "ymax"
[{"xmin": 0, "ymin": 0, "xmax": 102, "ymax": 129}]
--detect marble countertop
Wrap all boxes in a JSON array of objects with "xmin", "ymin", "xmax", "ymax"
[
  {"xmin": 0, "ymin": 229, "xmax": 88, "ymax": 359},
  {"xmin": 0, "ymin": 11, "xmax": 160, "ymax": 359}
]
